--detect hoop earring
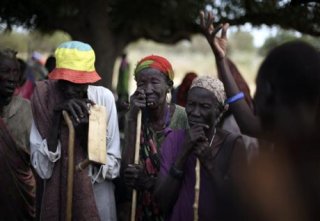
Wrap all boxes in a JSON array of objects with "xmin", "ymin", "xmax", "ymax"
[{"xmin": 166, "ymin": 94, "xmax": 171, "ymax": 104}]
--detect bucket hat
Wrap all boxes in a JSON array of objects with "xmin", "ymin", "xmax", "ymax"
[{"xmin": 48, "ymin": 41, "xmax": 101, "ymax": 83}]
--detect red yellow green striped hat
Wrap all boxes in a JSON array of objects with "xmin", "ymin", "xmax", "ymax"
[{"xmin": 48, "ymin": 41, "xmax": 101, "ymax": 83}]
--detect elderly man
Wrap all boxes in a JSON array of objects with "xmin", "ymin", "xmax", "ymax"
[{"xmin": 30, "ymin": 41, "xmax": 121, "ymax": 221}]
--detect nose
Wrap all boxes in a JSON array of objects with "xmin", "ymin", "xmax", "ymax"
[
  {"xmin": 145, "ymin": 83, "xmax": 153, "ymax": 95},
  {"xmin": 191, "ymin": 105, "xmax": 201, "ymax": 117}
]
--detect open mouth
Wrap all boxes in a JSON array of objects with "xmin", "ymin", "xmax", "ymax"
[{"xmin": 147, "ymin": 102, "xmax": 155, "ymax": 106}]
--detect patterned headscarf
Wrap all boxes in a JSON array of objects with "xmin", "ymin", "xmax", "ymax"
[
  {"xmin": 190, "ymin": 76, "xmax": 229, "ymax": 124},
  {"xmin": 134, "ymin": 55, "xmax": 174, "ymax": 81}
]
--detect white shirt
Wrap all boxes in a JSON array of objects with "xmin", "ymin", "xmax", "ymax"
[{"xmin": 30, "ymin": 85, "xmax": 121, "ymax": 221}]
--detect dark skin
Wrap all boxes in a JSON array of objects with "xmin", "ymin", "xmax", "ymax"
[
  {"xmin": 0, "ymin": 56, "xmax": 20, "ymax": 116},
  {"xmin": 200, "ymin": 11, "xmax": 262, "ymax": 138},
  {"xmin": 46, "ymin": 80, "xmax": 95, "ymax": 152},
  {"xmin": 124, "ymin": 68, "xmax": 174, "ymax": 191},
  {"xmin": 154, "ymin": 87, "xmax": 247, "ymax": 214}
]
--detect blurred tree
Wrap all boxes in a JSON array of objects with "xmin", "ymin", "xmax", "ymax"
[
  {"xmin": 0, "ymin": 30, "xmax": 71, "ymax": 58},
  {"xmin": 259, "ymin": 31, "xmax": 320, "ymax": 55},
  {"xmin": 228, "ymin": 31, "xmax": 255, "ymax": 55},
  {"xmin": 1, "ymin": 0, "xmax": 320, "ymax": 88}
]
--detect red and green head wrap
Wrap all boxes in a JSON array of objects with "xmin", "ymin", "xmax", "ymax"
[{"xmin": 134, "ymin": 55, "xmax": 174, "ymax": 81}]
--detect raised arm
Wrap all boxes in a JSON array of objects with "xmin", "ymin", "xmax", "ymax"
[{"xmin": 200, "ymin": 11, "xmax": 262, "ymax": 137}]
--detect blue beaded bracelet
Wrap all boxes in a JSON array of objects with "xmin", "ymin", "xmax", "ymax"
[{"xmin": 225, "ymin": 92, "xmax": 244, "ymax": 104}]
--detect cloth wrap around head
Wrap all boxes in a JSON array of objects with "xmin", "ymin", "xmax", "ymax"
[
  {"xmin": 134, "ymin": 55, "xmax": 174, "ymax": 81},
  {"xmin": 190, "ymin": 75, "xmax": 229, "ymax": 125}
]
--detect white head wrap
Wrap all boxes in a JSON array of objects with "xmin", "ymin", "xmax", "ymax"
[{"xmin": 190, "ymin": 75, "xmax": 229, "ymax": 125}]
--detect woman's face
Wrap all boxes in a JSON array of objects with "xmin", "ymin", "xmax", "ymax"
[
  {"xmin": 136, "ymin": 68, "xmax": 172, "ymax": 109},
  {"xmin": 0, "ymin": 56, "xmax": 20, "ymax": 99},
  {"xmin": 58, "ymin": 80, "xmax": 88, "ymax": 99},
  {"xmin": 186, "ymin": 87, "xmax": 220, "ymax": 128}
]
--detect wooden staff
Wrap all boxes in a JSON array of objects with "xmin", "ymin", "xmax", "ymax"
[
  {"xmin": 62, "ymin": 111, "xmax": 75, "ymax": 221},
  {"xmin": 193, "ymin": 158, "xmax": 200, "ymax": 221},
  {"xmin": 131, "ymin": 110, "xmax": 142, "ymax": 221}
]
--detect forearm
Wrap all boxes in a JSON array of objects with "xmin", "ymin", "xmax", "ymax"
[
  {"xmin": 30, "ymin": 121, "xmax": 61, "ymax": 179},
  {"xmin": 47, "ymin": 112, "xmax": 61, "ymax": 152},
  {"xmin": 154, "ymin": 149, "xmax": 190, "ymax": 213},
  {"xmin": 216, "ymin": 58, "xmax": 261, "ymax": 137}
]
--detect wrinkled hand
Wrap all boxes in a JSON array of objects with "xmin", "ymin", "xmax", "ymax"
[
  {"xmin": 200, "ymin": 11, "xmax": 229, "ymax": 60},
  {"xmin": 183, "ymin": 124, "xmax": 209, "ymax": 154},
  {"xmin": 124, "ymin": 164, "xmax": 154, "ymax": 191},
  {"xmin": 128, "ymin": 89, "xmax": 146, "ymax": 119},
  {"xmin": 54, "ymin": 98, "xmax": 95, "ymax": 127},
  {"xmin": 193, "ymin": 140, "xmax": 214, "ymax": 168}
]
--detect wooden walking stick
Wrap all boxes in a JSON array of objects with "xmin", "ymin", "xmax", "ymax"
[
  {"xmin": 130, "ymin": 110, "xmax": 142, "ymax": 221},
  {"xmin": 193, "ymin": 158, "xmax": 200, "ymax": 221},
  {"xmin": 62, "ymin": 110, "xmax": 75, "ymax": 221}
]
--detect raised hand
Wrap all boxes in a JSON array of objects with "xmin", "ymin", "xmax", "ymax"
[{"xmin": 200, "ymin": 11, "xmax": 229, "ymax": 60}]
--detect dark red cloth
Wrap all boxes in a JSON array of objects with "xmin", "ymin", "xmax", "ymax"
[
  {"xmin": 31, "ymin": 80, "xmax": 100, "ymax": 221},
  {"xmin": 177, "ymin": 72, "xmax": 198, "ymax": 107},
  {"xmin": 0, "ymin": 117, "xmax": 36, "ymax": 221}
]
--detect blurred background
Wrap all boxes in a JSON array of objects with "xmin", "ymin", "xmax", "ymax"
[{"xmin": 1, "ymin": 0, "xmax": 319, "ymax": 96}]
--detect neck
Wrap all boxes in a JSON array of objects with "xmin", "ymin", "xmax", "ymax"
[{"xmin": 148, "ymin": 102, "xmax": 168, "ymax": 125}]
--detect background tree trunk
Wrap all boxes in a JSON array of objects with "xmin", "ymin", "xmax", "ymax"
[{"xmin": 67, "ymin": 6, "xmax": 128, "ymax": 90}]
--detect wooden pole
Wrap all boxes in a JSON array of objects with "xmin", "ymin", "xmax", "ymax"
[
  {"xmin": 130, "ymin": 110, "xmax": 142, "ymax": 221},
  {"xmin": 193, "ymin": 158, "xmax": 200, "ymax": 221},
  {"xmin": 62, "ymin": 111, "xmax": 75, "ymax": 221}
]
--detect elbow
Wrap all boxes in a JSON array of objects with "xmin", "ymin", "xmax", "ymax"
[
  {"xmin": 154, "ymin": 196, "xmax": 169, "ymax": 214},
  {"xmin": 153, "ymin": 189, "xmax": 171, "ymax": 214}
]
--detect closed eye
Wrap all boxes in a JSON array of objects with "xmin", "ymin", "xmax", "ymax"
[{"xmin": 201, "ymin": 104, "xmax": 212, "ymax": 108}]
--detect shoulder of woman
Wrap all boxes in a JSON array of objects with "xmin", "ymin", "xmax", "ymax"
[
  {"xmin": 173, "ymin": 105, "xmax": 188, "ymax": 120},
  {"xmin": 170, "ymin": 105, "xmax": 189, "ymax": 129}
]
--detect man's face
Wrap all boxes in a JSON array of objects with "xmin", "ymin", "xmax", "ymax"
[
  {"xmin": 58, "ymin": 80, "xmax": 88, "ymax": 99},
  {"xmin": 0, "ymin": 56, "xmax": 20, "ymax": 99}
]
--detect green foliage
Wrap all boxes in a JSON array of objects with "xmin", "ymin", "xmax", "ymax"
[{"xmin": 259, "ymin": 31, "xmax": 320, "ymax": 55}]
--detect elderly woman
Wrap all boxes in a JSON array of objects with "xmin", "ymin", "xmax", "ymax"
[
  {"xmin": 154, "ymin": 76, "xmax": 246, "ymax": 221},
  {"xmin": 0, "ymin": 49, "xmax": 35, "ymax": 220},
  {"xmin": 123, "ymin": 55, "xmax": 188, "ymax": 220},
  {"xmin": 201, "ymin": 11, "xmax": 320, "ymax": 220}
]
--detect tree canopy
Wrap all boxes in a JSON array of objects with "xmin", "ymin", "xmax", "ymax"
[{"xmin": 1, "ymin": 0, "xmax": 320, "ymax": 88}]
